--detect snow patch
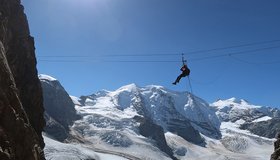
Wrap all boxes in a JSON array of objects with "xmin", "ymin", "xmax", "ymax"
[
  {"xmin": 252, "ymin": 116, "xmax": 272, "ymax": 122},
  {"xmin": 38, "ymin": 74, "xmax": 57, "ymax": 81}
]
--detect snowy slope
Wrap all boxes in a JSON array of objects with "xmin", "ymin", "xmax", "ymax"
[
  {"xmin": 165, "ymin": 131, "xmax": 273, "ymax": 160},
  {"xmin": 44, "ymin": 134, "xmax": 129, "ymax": 160}
]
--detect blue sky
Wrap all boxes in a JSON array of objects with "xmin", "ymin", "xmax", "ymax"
[{"xmin": 22, "ymin": 0, "xmax": 280, "ymax": 107}]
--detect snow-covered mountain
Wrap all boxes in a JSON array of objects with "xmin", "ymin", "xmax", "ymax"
[
  {"xmin": 40, "ymin": 76, "xmax": 277, "ymax": 160},
  {"xmin": 68, "ymin": 84, "xmax": 223, "ymax": 159},
  {"xmin": 211, "ymin": 97, "xmax": 280, "ymax": 140},
  {"xmin": 77, "ymin": 84, "xmax": 221, "ymax": 140}
]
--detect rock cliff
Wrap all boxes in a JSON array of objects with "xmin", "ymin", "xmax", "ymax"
[
  {"xmin": 0, "ymin": 0, "xmax": 45, "ymax": 159},
  {"xmin": 39, "ymin": 74, "xmax": 80, "ymax": 141}
]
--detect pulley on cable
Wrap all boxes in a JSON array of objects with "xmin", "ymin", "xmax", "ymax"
[{"xmin": 172, "ymin": 53, "xmax": 193, "ymax": 94}]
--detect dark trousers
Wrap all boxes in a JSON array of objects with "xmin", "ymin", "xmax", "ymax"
[{"xmin": 175, "ymin": 73, "xmax": 188, "ymax": 83}]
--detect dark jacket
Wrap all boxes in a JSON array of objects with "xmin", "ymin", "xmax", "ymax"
[{"xmin": 180, "ymin": 64, "xmax": 190, "ymax": 76}]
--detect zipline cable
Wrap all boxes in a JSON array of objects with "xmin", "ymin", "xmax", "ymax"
[
  {"xmin": 37, "ymin": 45, "xmax": 280, "ymax": 63},
  {"xmin": 184, "ymin": 39, "xmax": 280, "ymax": 55},
  {"xmin": 189, "ymin": 45, "xmax": 280, "ymax": 62},
  {"xmin": 229, "ymin": 54, "xmax": 280, "ymax": 65},
  {"xmin": 37, "ymin": 39, "xmax": 280, "ymax": 58}
]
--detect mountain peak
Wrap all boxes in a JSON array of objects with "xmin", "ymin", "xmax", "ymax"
[
  {"xmin": 213, "ymin": 97, "xmax": 261, "ymax": 110},
  {"xmin": 146, "ymin": 84, "xmax": 165, "ymax": 90},
  {"xmin": 227, "ymin": 97, "xmax": 249, "ymax": 104},
  {"xmin": 38, "ymin": 74, "xmax": 57, "ymax": 81},
  {"xmin": 117, "ymin": 83, "xmax": 138, "ymax": 92}
]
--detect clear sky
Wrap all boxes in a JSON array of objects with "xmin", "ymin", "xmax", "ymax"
[{"xmin": 22, "ymin": 0, "xmax": 280, "ymax": 107}]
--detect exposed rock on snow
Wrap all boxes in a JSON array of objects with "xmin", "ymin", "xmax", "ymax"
[
  {"xmin": 134, "ymin": 116, "xmax": 177, "ymax": 160},
  {"xmin": 240, "ymin": 118, "xmax": 280, "ymax": 139},
  {"xmin": 100, "ymin": 131, "xmax": 133, "ymax": 147},
  {"xmin": 221, "ymin": 135, "xmax": 249, "ymax": 153}
]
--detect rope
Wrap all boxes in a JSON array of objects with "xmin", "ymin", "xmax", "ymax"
[{"xmin": 188, "ymin": 76, "xmax": 193, "ymax": 94}]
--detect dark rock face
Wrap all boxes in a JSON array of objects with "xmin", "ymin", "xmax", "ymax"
[
  {"xmin": 44, "ymin": 113, "xmax": 68, "ymax": 142},
  {"xmin": 271, "ymin": 134, "xmax": 280, "ymax": 160},
  {"xmin": 240, "ymin": 118, "xmax": 280, "ymax": 139},
  {"xmin": 0, "ymin": 0, "xmax": 45, "ymax": 159},
  {"xmin": 40, "ymin": 75, "xmax": 80, "ymax": 141},
  {"xmin": 134, "ymin": 116, "xmax": 178, "ymax": 160},
  {"xmin": 167, "ymin": 118, "xmax": 205, "ymax": 145}
]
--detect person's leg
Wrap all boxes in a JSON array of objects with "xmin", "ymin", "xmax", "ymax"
[{"xmin": 173, "ymin": 74, "xmax": 183, "ymax": 85}]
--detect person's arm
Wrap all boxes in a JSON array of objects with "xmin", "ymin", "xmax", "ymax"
[{"xmin": 180, "ymin": 65, "xmax": 186, "ymax": 71}]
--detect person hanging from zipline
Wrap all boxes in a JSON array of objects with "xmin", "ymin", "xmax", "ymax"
[{"xmin": 172, "ymin": 63, "xmax": 190, "ymax": 85}]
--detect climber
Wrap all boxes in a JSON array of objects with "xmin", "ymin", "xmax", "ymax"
[{"xmin": 172, "ymin": 64, "xmax": 190, "ymax": 85}]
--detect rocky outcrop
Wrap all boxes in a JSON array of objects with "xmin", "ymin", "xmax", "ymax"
[
  {"xmin": 0, "ymin": 0, "xmax": 45, "ymax": 159},
  {"xmin": 44, "ymin": 113, "xmax": 69, "ymax": 142},
  {"xmin": 240, "ymin": 118, "xmax": 280, "ymax": 139},
  {"xmin": 134, "ymin": 116, "xmax": 177, "ymax": 160},
  {"xmin": 271, "ymin": 134, "xmax": 280, "ymax": 160},
  {"xmin": 39, "ymin": 74, "xmax": 80, "ymax": 141}
]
